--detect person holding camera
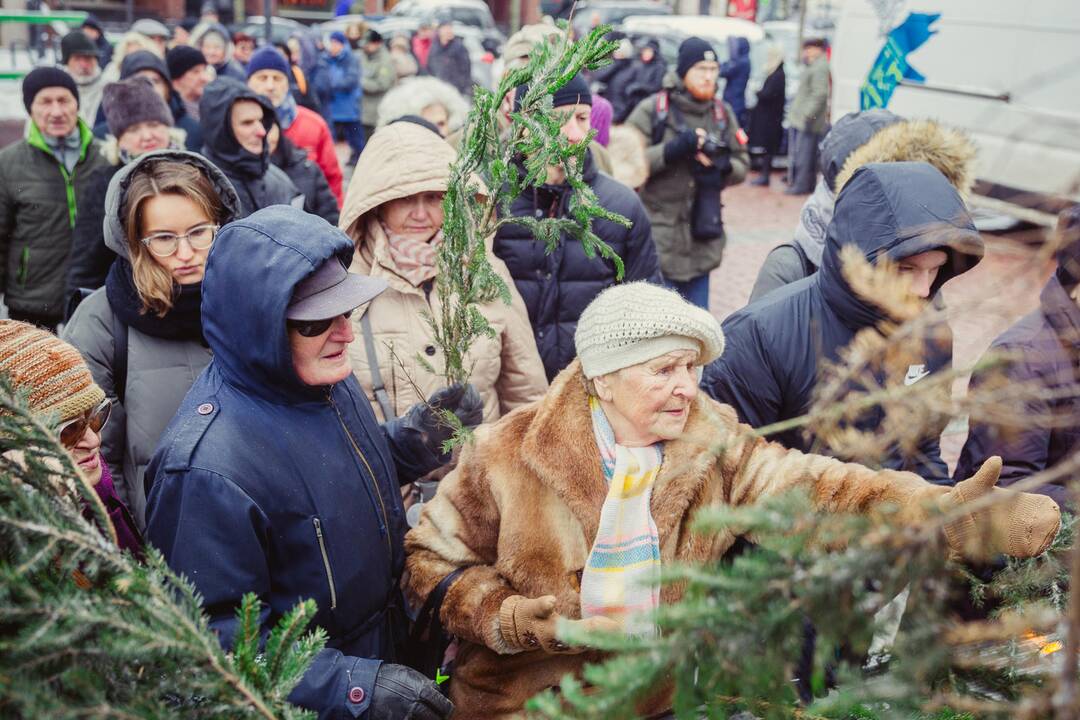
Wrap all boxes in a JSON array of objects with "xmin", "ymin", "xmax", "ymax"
[{"xmin": 626, "ymin": 37, "xmax": 749, "ymax": 309}]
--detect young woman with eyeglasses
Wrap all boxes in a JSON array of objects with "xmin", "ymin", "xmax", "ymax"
[
  {"xmin": 0, "ymin": 320, "xmax": 142, "ymax": 555},
  {"xmin": 63, "ymin": 150, "xmax": 241, "ymax": 530}
]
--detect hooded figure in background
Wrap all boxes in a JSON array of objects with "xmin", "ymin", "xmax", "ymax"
[
  {"xmin": 702, "ymin": 162, "xmax": 984, "ymax": 481},
  {"xmin": 199, "ymin": 77, "xmax": 300, "ymax": 216},
  {"xmin": 145, "ymin": 206, "xmax": 463, "ymax": 720},
  {"xmin": 191, "ymin": 21, "xmax": 246, "ymax": 81},
  {"xmin": 614, "ymin": 38, "xmax": 666, "ymax": 123},
  {"xmin": 749, "ymin": 111, "xmax": 976, "ymax": 302},
  {"xmin": 720, "ymin": 36, "xmax": 751, "ymax": 128}
]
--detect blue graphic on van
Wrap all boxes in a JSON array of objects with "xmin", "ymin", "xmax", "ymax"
[{"xmin": 859, "ymin": 12, "xmax": 940, "ymax": 110}]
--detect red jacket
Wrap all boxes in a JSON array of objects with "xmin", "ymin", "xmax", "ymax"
[
  {"xmin": 283, "ymin": 106, "xmax": 343, "ymax": 206},
  {"xmin": 412, "ymin": 34, "xmax": 432, "ymax": 70}
]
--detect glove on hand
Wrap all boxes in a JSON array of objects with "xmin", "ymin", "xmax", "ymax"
[
  {"xmin": 662, "ymin": 129, "xmax": 699, "ymax": 165},
  {"xmin": 499, "ymin": 595, "xmax": 619, "ymax": 654},
  {"xmin": 408, "ymin": 383, "xmax": 484, "ymax": 458},
  {"xmin": 368, "ymin": 663, "xmax": 453, "ymax": 720},
  {"xmin": 936, "ymin": 456, "xmax": 1060, "ymax": 562}
]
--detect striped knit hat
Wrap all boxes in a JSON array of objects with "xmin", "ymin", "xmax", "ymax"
[{"xmin": 0, "ymin": 321, "xmax": 105, "ymax": 423}]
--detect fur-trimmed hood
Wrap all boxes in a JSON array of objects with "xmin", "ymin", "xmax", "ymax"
[{"xmin": 375, "ymin": 75, "xmax": 470, "ymax": 132}]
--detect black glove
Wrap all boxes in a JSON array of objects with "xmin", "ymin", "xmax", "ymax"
[
  {"xmin": 662, "ymin": 129, "xmax": 699, "ymax": 165},
  {"xmin": 418, "ymin": 383, "xmax": 484, "ymax": 454},
  {"xmin": 369, "ymin": 663, "xmax": 453, "ymax": 720},
  {"xmin": 691, "ymin": 154, "xmax": 732, "ymax": 188}
]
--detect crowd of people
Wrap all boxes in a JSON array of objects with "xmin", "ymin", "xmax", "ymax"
[{"xmin": 0, "ymin": 11, "xmax": 1076, "ymax": 720}]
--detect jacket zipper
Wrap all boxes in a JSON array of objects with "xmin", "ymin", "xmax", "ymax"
[
  {"xmin": 328, "ymin": 392, "xmax": 394, "ymax": 563},
  {"xmin": 312, "ymin": 517, "xmax": 338, "ymax": 610}
]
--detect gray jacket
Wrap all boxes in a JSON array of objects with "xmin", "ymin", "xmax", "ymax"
[{"xmin": 62, "ymin": 150, "xmax": 241, "ymax": 528}]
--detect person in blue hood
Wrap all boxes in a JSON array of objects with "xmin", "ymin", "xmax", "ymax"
[
  {"xmin": 701, "ymin": 162, "xmax": 984, "ymax": 481},
  {"xmin": 145, "ymin": 206, "xmax": 478, "ymax": 719},
  {"xmin": 720, "ymin": 36, "xmax": 751, "ymax": 128}
]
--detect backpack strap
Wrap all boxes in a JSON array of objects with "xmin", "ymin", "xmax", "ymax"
[
  {"xmin": 111, "ymin": 306, "xmax": 128, "ymax": 406},
  {"xmin": 360, "ymin": 311, "xmax": 396, "ymax": 421},
  {"xmin": 651, "ymin": 89, "xmax": 670, "ymax": 145}
]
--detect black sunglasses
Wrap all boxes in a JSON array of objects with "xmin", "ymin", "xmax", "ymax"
[
  {"xmin": 56, "ymin": 399, "xmax": 112, "ymax": 449},
  {"xmin": 287, "ymin": 309, "xmax": 354, "ymax": 338}
]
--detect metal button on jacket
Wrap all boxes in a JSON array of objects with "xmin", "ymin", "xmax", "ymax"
[{"xmin": 197, "ymin": 402, "xmax": 214, "ymax": 415}]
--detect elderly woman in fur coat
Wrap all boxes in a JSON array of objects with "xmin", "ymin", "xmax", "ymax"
[{"xmin": 405, "ymin": 282, "xmax": 1062, "ymax": 719}]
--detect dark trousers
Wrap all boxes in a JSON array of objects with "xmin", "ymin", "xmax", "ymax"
[
  {"xmin": 333, "ymin": 121, "xmax": 365, "ymax": 158},
  {"xmin": 788, "ymin": 128, "xmax": 822, "ymax": 194},
  {"xmin": 7, "ymin": 309, "xmax": 59, "ymax": 334},
  {"xmin": 663, "ymin": 274, "xmax": 710, "ymax": 311}
]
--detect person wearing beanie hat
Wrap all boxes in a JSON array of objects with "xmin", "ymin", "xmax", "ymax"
[
  {"xmin": 359, "ymin": 24, "xmax": 396, "ymax": 149},
  {"xmin": 108, "ymin": 49, "xmax": 202, "ymax": 152},
  {"xmin": 786, "ymin": 37, "xmax": 831, "ymax": 194},
  {"xmin": 404, "ymin": 279, "xmax": 1061, "ymax": 719},
  {"xmin": 0, "ymin": 320, "xmax": 142, "ymax": 555},
  {"xmin": 323, "ymin": 30, "xmax": 364, "ymax": 165},
  {"xmin": 62, "ymin": 30, "xmax": 107, "ymax": 124},
  {"xmin": 0, "ymin": 69, "xmax": 106, "ymax": 331},
  {"xmin": 493, "ymin": 72, "xmax": 660, "ymax": 381},
  {"xmin": 426, "ymin": 20, "xmax": 471, "ymax": 97},
  {"xmin": 248, "ymin": 46, "xmax": 343, "ymax": 204},
  {"xmin": 101, "ymin": 77, "xmax": 174, "ymax": 152},
  {"xmin": 80, "ymin": 15, "xmax": 114, "ymax": 67},
  {"xmin": 626, "ymin": 36, "xmax": 749, "ymax": 310},
  {"xmin": 167, "ymin": 45, "xmax": 209, "ymax": 122}
]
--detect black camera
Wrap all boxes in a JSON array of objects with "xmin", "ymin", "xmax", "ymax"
[{"xmin": 700, "ymin": 133, "xmax": 730, "ymax": 159}]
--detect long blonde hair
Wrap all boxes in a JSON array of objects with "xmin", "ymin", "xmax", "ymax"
[{"xmin": 122, "ymin": 160, "xmax": 227, "ymax": 316}]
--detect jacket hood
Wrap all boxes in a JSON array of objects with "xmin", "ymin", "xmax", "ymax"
[
  {"xmin": 339, "ymin": 121, "xmax": 474, "ymax": 240},
  {"xmin": 202, "ymin": 206, "xmax": 356, "ymax": 403},
  {"xmin": 818, "ymin": 161, "xmax": 983, "ymax": 329},
  {"xmin": 375, "ymin": 75, "xmax": 470, "ymax": 131},
  {"xmin": 199, "ymin": 77, "xmax": 275, "ymax": 178},
  {"xmin": 819, "ymin": 109, "xmax": 901, "ymax": 191},
  {"xmin": 727, "ymin": 36, "xmax": 750, "ymax": 60},
  {"xmin": 102, "ymin": 149, "xmax": 242, "ymax": 259},
  {"xmin": 191, "ymin": 22, "xmax": 234, "ymax": 61}
]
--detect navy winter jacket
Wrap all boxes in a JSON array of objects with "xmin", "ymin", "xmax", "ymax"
[
  {"xmin": 145, "ymin": 207, "xmax": 443, "ymax": 719},
  {"xmin": 493, "ymin": 153, "xmax": 663, "ymax": 381},
  {"xmin": 954, "ymin": 275, "xmax": 1080, "ymax": 507},
  {"xmin": 720, "ymin": 36, "xmax": 751, "ymax": 126},
  {"xmin": 702, "ymin": 162, "xmax": 983, "ymax": 481}
]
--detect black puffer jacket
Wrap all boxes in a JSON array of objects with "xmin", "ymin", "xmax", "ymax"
[
  {"xmin": 65, "ymin": 162, "xmax": 121, "ymax": 312},
  {"xmin": 199, "ymin": 77, "xmax": 300, "ymax": 216},
  {"xmin": 271, "ymin": 134, "xmax": 339, "ymax": 225},
  {"xmin": 493, "ymin": 153, "xmax": 662, "ymax": 381},
  {"xmin": 701, "ymin": 162, "xmax": 983, "ymax": 482}
]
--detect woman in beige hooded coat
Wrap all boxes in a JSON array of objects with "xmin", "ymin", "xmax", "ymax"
[{"xmin": 338, "ymin": 120, "xmax": 547, "ymax": 423}]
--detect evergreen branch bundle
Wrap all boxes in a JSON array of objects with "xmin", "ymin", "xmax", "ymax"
[{"xmin": 0, "ymin": 380, "xmax": 323, "ymax": 718}]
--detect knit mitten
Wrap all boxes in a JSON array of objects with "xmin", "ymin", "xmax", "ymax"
[
  {"xmin": 936, "ymin": 457, "xmax": 1061, "ymax": 561},
  {"xmin": 498, "ymin": 595, "xmax": 617, "ymax": 654}
]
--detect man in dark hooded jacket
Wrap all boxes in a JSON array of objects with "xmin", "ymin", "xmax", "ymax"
[
  {"xmin": 720, "ymin": 36, "xmax": 751, "ymax": 128},
  {"xmin": 199, "ymin": 77, "xmax": 300, "ymax": 216},
  {"xmin": 702, "ymin": 162, "xmax": 983, "ymax": 481},
  {"xmin": 613, "ymin": 39, "xmax": 665, "ymax": 123},
  {"xmin": 145, "ymin": 206, "xmax": 476, "ymax": 720}
]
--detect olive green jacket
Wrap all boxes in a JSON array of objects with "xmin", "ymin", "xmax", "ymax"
[
  {"xmin": 0, "ymin": 120, "xmax": 106, "ymax": 320},
  {"xmin": 360, "ymin": 45, "xmax": 398, "ymax": 127},
  {"xmin": 625, "ymin": 74, "xmax": 749, "ymax": 282},
  {"xmin": 787, "ymin": 55, "xmax": 830, "ymax": 135}
]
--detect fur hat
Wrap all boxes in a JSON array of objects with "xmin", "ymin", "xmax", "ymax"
[
  {"xmin": 574, "ymin": 282, "xmax": 725, "ymax": 379},
  {"xmin": 103, "ymin": 76, "xmax": 174, "ymax": 138},
  {"xmin": 0, "ymin": 321, "xmax": 105, "ymax": 424}
]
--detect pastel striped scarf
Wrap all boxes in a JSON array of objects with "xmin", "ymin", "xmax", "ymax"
[{"xmin": 580, "ymin": 396, "xmax": 663, "ymax": 637}]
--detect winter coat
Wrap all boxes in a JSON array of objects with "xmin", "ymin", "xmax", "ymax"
[
  {"xmin": 954, "ymin": 276, "xmax": 1080, "ymax": 508},
  {"xmin": 616, "ymin": 48, "xmax": 666, "ymax": 123},
  {"xmin": 788, "ymin": 54, "xmax": 830, "ymax": 135},
  {"xmin": 390, "ymin": 45, "xmax": 419, "ymax": 79},
  {"xmin": 0, "ymin": 120, "xmax": 107, "ymax": 321},
  {"xmin": 360, "ymin": 44, "xmax": 397, "ymax": 127},
  {"xmin": 748, "ymin": 64, "xmax": 785, "ymax": 155},
  {"xmin": 169, "ymin": 93, "xmax": 203, "ymax": 151},
  {"xmin": 404, "ymin": 358, "xmax": 998, "ymax": 719},
  {"xmin": 63, "ymin": 150, "xmax": 241, "ymax": 529},
  {"xmin": 593, "ymin": 56, "xmax": 636, "ymax": 122},
  {"xmin": 272, "ymin": 135, "xmax": 340, "ymax": 225},
  {"xmin": 283, "ymin": 105, "xmax": 343, "ymax": 206},
  {"xmin": 199, "ymin": 78, "xmax": 301, "ymax": 216},
  {"xmin": 493, "ymin": 152, "xmax": 663, "ymax": 381},
  {"xmin": 192, "ymin": 22, "xmax": 247, "ymax": 82},
  {"xmin": 145, "ymin": 206, "xmax": 445, "ymax": 720},
  {"xmin": 701, "ymin": 162, "xmax": 984, "ymax": 482},
  {"xmin": 427, "ymin": 36, "xmax": 472, "ymax": 97},
  {"xmin": 66, "ymin": 162, "xmax": 121, "ymax": 306},
  {"xmin": 720, "ymin": 36, "xmax": 751, "ymax": 126},
  {"xmin": 75, "ymin": 71, "xmax": 108, "ymax": 127},
  {"xmin": 324, "ymin": 48, "xmax": 361, "ymax": 122},
  {"xmin": 624, "ymin": 75, "xmax": 750, "ymax": 282}
]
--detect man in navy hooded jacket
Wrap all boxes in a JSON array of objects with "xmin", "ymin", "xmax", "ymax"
[
  {"xmin": 145, "ymin": 207, "xmax": 475, "ymax": 719},
  {"xmin": 701, "ymin": 162, "xmax": 983, "ymax": 481}
]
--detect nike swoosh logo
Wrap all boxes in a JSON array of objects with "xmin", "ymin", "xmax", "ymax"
[{"xmin": 904, "ymin": 369, "xmax": 930, "ymax": 386}]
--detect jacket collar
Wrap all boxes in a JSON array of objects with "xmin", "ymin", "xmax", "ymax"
[
  {"xmin": 27, "ymin": 118, "xmax": 94, "ymax": 164},
  {"xmin": 519, "ymin": 360, "xmax": 718, "ymax": 553}
]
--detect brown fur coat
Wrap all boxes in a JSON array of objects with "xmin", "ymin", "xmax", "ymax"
[{"xmin": 404, "ymin": 361, "xmax": 970, "ymax": 718}]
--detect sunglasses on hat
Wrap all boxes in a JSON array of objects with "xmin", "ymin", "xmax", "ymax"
[
  {"xmin": 286, "ymin": 309, "xmax": 354, "ymax": 338},
  {"xmin": 56, "ymin": 399, "xmax": 112, "ymax": 449}
]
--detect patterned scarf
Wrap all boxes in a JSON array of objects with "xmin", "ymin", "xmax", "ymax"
[
  {"xmin": 580, "ymin": 396, "xmax": 663, "ymax": 637},
  {"xmin": 382, "ymin": 221, "xmax": 443, "ymax": 286},
  {"xmin": 44, "ymin": 127, "xmax": 82, "ymax": 173},
  {"xmin": 276, "ymin": 91, "xmax": 298, "ymax": 130}
]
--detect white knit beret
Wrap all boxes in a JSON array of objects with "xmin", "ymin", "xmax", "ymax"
[{"xmin": 574, "ymin": 282, "xmax": 725, "ymax": 379}]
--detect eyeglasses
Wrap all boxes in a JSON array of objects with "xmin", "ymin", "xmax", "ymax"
[
  {"xmin": 140, "ymin": 223, "xmax": 219, "ymax": 258},
  {"xmin": 56, "ymin": 399, "xmax": 112, "ymax": 449},
  {"xmin": 287, "ymin": 309, "xmax": 354, "ymax": 338}
]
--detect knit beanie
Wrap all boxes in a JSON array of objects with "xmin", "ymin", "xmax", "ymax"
[
  {"xmin": 22, "ymin": 67, "xmax": 79, "ymax": 111},
  {"xmin": 676, "ymin": 36, "xmax": 718, "ymax": 79},
  {"xmin": 246, "ymin": 47, "xmax": 291, "ymax": 80},
  {"xmin": 120, "ymin": 50, "xmax": 171, "ymax": 82},
  {"xmin": 103, "ymin": 76, "xmax": 174, "ymax": 138},
  {"xmin": 0, "ymin": 321, "xmax": 105, "ymax": 424},
  {"xmin": 513, "ymin": 72, "xmax": 592, "ymax": 113},
  {"xmin": 61, "ymin": 30, "xmax": 99, "ymax": 64},
  {"xmin": 167, "ymin": 45, "xmax": 207, "ymax": 80},
  {"xmin": 574, "ymin": 282, "xmax": 725, "ymax": 379},
  {"xmin": 330, "ymin": 31, "xmax": 347, "ymax": 45}
]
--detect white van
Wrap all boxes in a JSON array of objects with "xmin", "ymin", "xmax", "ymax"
[{"xmin": 831, "ymin": 1, "xmax": 1080, "ymax": 223}]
